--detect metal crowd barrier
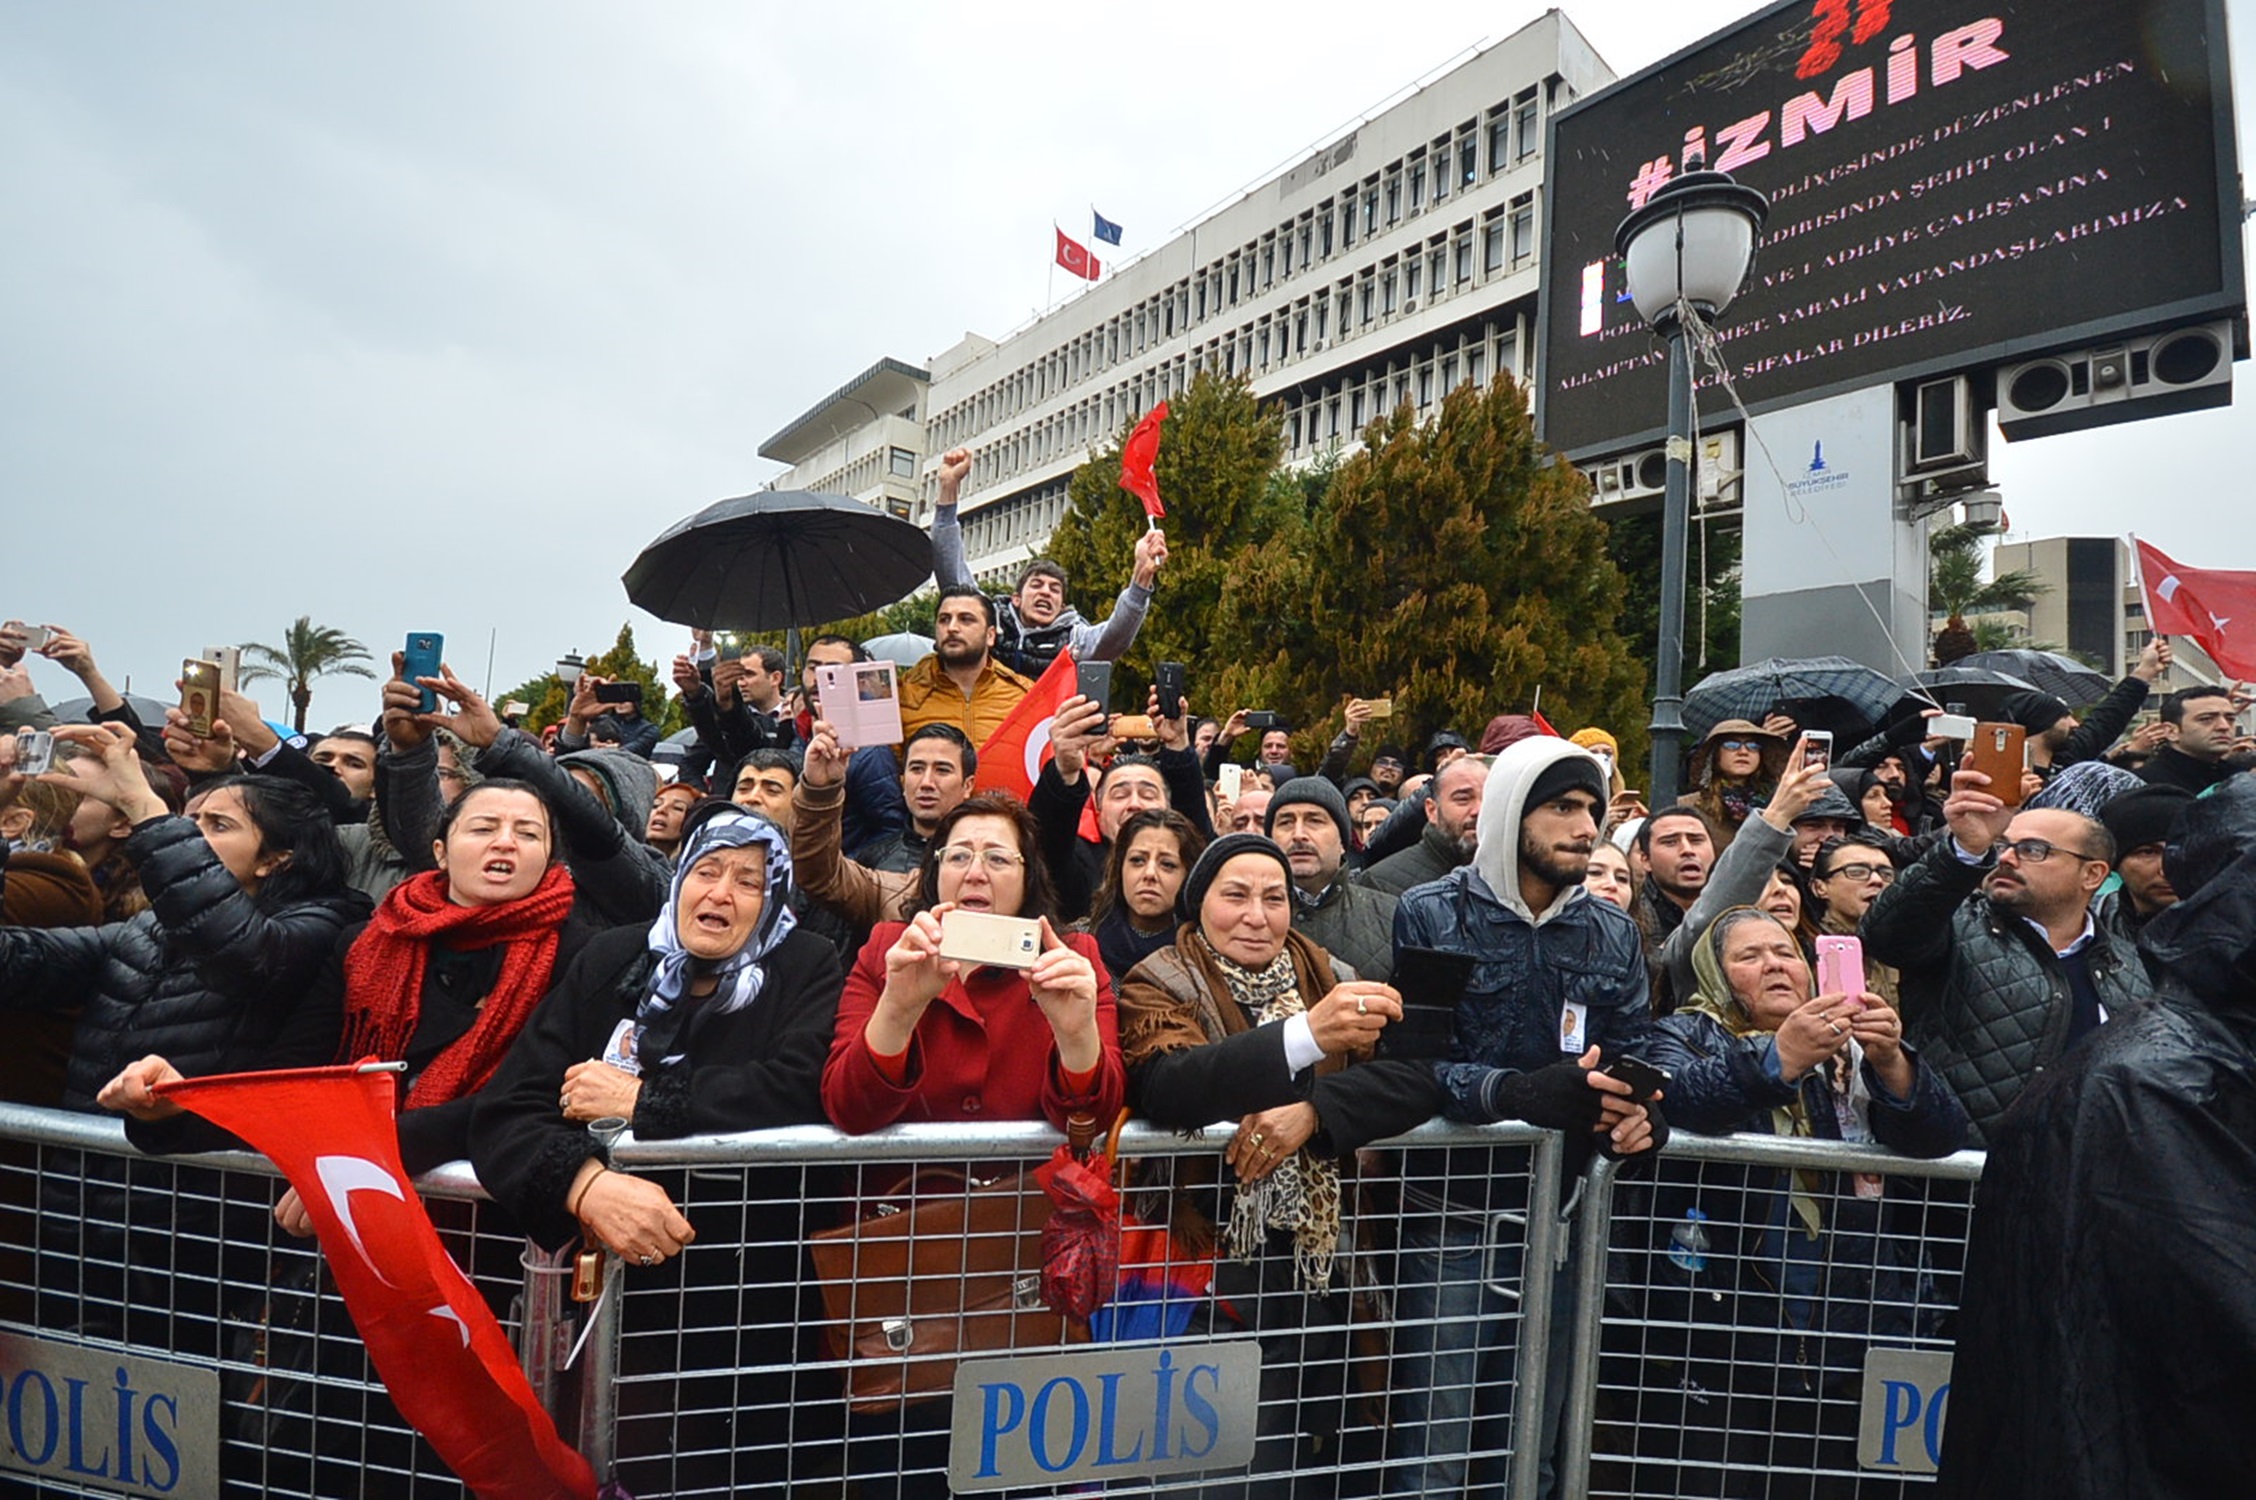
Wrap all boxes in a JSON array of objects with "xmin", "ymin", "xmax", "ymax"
[
  {"xmin": 0, "ymin": 1103, "xmax": 515, "ymax": 1499},
  {"xmin": 1, "ymin": 1103, "xmax": 1983, "ymax": 1500},
  {"xmin": 1558, "ymin": 1133, "xmax": 1987, "ymax": 1500}
]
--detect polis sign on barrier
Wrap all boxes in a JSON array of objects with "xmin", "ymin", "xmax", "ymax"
[
  {"xmin": 1857, "ymin": 1346, "xmax": 1953, "ymax": 1473},
  {"xmin": 948, "ymin": 1339, "xmax": 1261, "ymax": 1492},
  {"xmin": 0, "ymin": 1332, "xmax": 218, "ymax": 1497},
  {"xmin": 1537, "ymin": 0, "xmax": 2243, "ymax": 458}
]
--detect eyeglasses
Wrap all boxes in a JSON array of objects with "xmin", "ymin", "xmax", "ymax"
[
  {"xmin": 1821, "ymin": 861, "xmax": 1895, "ymax": 885},
  {"xmin": 939, "ymin": 845, "xmax": 1026, "ymax": 873},
  {"xmin": 1717, "ymin": 739, "xmax": 1765, "ymax": 753},
  {"xmin": 1992, "ymin": 838, "xmax": 2105, "ymax": 865}
]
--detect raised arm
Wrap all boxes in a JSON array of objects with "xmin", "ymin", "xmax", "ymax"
[{"xmin": 929, "ymin": 447, "xmax": 976, "ymax": 589}]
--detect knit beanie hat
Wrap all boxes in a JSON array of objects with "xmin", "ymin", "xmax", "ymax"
[
  {"xmin": 557, "ymin": 746, "xmax": 659, "ymax": 834},
  {"xmin": 1480, "ymin": 715, "xmax": 1545, "ymax": 754},
  {"xmin": 1266, "ymin": 776, "xmax": 1351, "ymax": 843},
  {"xmin": 1998, "ymin": 689, "xmax": 2073, "ymax": 734},
  {"xmin": 2099, "ymin": 783, "xmax": 2195, "ymax": 859},
  {"xmin": 1178, "ymin": 832, "xmax": 1295, "ymax": 923},
  {"xmin": 1791, "ymin": 784, "xmax": 1863, "ymax": 826},
  {"xmin": 1524, "ymin": 752, "xmax": 1608, "ymax": 813}
]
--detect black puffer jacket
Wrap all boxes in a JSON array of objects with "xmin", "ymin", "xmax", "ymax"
[
  {"xmin": 1860, "ymin": 836, "xmax": 2145, "ymax": 1144},
  {"xmin": 0, "ymin": 815, "xmax": 369, "ymax": 1111}
]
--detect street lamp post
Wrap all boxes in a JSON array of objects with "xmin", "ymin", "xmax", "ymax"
[
  {"xmin": 1613, "ymin": 169, "xmax": 1769, "ymax": 805},
  {"xmin": 556, "ymin": 650, "xmax": 586, "ymax": 688}
]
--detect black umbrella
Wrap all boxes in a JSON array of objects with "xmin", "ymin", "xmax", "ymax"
[
  {"xmin": 1684, "ymin": 656, "xmax": 1903, "ymax": 744},
  {"xmin": 1893, "ymin": 666, "xmax": 2042, "ymax": 722},
  {"xmin": 1953, "ymin": 650, "xmax": 2113, "ymax": 707},
  {"xmin": 622, "ymin": 490, "xmax": 932, "ymax": 633}
]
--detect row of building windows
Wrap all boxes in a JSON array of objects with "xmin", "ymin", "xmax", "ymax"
[
  {"xmin": 958, "ymin": 482, "xmax": 1071, "ymax": 570},
  {"xmin": 1276, "ymin": 318, "xmax": 1526, "ymax": 459},
  {"xmin": 927, "ymin": 86, "xmax": 1546, "ymax": 458},
  {"xmin": 940, "ymin": 191, "xmax": 1540, "ymax": 503}
]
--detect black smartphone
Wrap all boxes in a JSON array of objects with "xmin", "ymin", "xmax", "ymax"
[
  {"xmin": 1155, "ymin": 661, "xmax": 1186, "ymax": 720},
  {"xmin": 1075, "ymin": 660, "xmax": 1113, "ymax": 714},
  {"xmin": 1243, "ymin": 710, "xmax": 1284, "ymax": 731},
  {"xmin": 1377, "ymin": 946, "xmax": 1478, "ymax": 1061},
  {"xmin": 594, "ymin": 681, "xmax": 645, "ymax": 707},
  {"xmin": 1601, "ymin": 1054, "xmax": 1671, "ymax": 1102},
  {"xmin": 401, "ymin": 632, "xmax": 445, "ymax": 714}
]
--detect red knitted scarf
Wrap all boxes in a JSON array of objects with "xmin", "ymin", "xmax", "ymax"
[{"xmin": 338, "ymin": 865, "xmax": 576, "ymax": 1107}]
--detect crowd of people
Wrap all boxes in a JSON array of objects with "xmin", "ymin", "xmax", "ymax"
[{"xmin": 3, "ymin": 456, "xmax": 2254, "ymax": 1495}]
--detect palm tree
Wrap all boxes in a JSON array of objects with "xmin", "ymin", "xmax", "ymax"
[
  {"xmin": 239, "ymin": 617, "xmax": 378, "ymax": 733},
  {"xmin": 1928, "ymin": 520, "xmax": 2047, "ymax": 666}
]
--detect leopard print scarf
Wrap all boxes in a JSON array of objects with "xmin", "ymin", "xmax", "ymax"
[{"xmin": 1210, "ymin": 947, "xmax": 1343, "ymax": 1293}]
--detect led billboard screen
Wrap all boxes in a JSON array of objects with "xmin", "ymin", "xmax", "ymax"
[{"xmin": 1537, "ymin": 0, "xmax": 2243, "ymax": 457}]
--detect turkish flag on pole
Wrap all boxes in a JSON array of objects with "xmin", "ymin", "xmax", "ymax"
[
  {"xmin": 1055, "ymin": 227, "xmax": 1101, "ymax": 281},
  {"xmin": 2135, "ymin": 538, "xmax": 2256, "ymax": 680},
  {"xmin": 160, "ymin": 1065, "xmax": 596, "ymax": 1500},
  {"xmin": 975, "ymin": 651, "xmax": 1083, "ymax": 800},
  {"xmin": 1120, "ymin": 401, "xmax": 1169, "ymax": 519}
]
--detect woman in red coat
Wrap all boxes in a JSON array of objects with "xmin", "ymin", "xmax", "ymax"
[
  {"xmin": 820, "ymin": 790, "xmax": 1124, "ymax": 1500},
  {"xmin": 823, "ymin": 792, "xmax": 1123, "ymax": 1134}
]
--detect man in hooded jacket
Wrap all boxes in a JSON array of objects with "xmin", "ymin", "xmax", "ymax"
[
  {"xmin": 1388, "ymin": 738, "xmax": 1665, "ymax": 1498},
  {"xmin": 1937, "ymin": 778, "xmax": 2256, "ymax": 1499}
]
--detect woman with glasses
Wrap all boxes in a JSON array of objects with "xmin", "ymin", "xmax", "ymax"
[
  {"xmin": 1679, "ymin": 720, "xmax": 1791, "ymax": 853},
  {"xmin": 819, "ymin": 792, "xmax": 1124, "ymax": 1499},
  {"xmin": 822, "ymin": 791, "xmax": 1124, "ymax": 1135},
  {"xmin": 1808, "ymin": 833, "xmax": 1903, "ymax": 1004}
]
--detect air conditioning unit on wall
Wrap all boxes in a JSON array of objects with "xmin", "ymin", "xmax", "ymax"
[
  {"xmin": 1996, "ymin": 320, "xmax": 2237, "ymax": 440},
  {"xmin": 1587, "ymin": 430, "xmax": 1741, "ymax": 509}
]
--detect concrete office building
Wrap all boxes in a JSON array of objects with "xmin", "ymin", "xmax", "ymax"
[
  {"xmin": 763, "ymin": 11, "xmax": 1613, "ymax": 584},
  {"xmin": 757, "ymin": 356, "xmax": 931, "ymax": 522}
]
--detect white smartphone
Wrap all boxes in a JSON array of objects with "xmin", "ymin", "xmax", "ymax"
[
  {"xmin": 1218, "ymin": 763, "xmax": 1244, "ymax": 800},
  {"xmin": 938, "ymin": 909, "xmax": 1043, "ymax": 970}
]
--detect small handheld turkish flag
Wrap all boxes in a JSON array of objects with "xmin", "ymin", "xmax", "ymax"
[
  {"xmin": 1120, "ymin": 402, "xmax": 1169, "ymax": 519},
  {"xmin": 1055, "ymin": 227, "xmax": 1101, "ymax": 281}
]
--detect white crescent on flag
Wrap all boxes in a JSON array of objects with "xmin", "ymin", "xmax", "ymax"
[
  {"xmin": 1023, "ymin": 715, "xmax": 1058, "ymax": 785},
  {"xmin": 315, "ymin": 1153, "xmax": 409, "ymax": 1288}
]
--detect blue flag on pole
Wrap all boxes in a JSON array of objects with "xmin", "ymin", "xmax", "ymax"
[{"xmin": 1092, "ymin": 210, "xmax": 1124, "ymax": 246}]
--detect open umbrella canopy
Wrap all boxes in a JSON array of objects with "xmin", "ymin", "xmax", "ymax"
[
  {"xmin": 1953, "ymin": 649, "xmax": 2113, "ymax": 707},
  {"xmin": 1684, "ymin": 656, "xmax": 1902, "ymax": 744},
  {"xmin": 46, "ymin": 693, "xmax": 174, "ymax": 726},
  {"xmin": 860, "ymin": 631, "xmax": 936, "ymax": 669},
  {"xmin": 1894, "ymin": 665, "xmax": 2042, "ymax": 722},
  {"xmin": 622, "ymin": 490, "xmax": 932, "ymax": 632}
]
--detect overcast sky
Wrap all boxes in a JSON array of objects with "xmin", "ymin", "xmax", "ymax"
[{"xmin": 3, "ymin": 1, "xmax": 2251, "ymax": 730}]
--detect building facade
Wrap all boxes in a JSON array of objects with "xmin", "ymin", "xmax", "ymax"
[
  {"xmin": 763, "ymin": 12, "xmax": 1614, "ymax": 586},
  {"xmin": 757, "ymin": 357, "xmax": 930, "ymax": 522}
]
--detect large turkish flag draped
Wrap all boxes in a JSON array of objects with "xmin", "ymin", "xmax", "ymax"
[
  {"xmin": 2135, "ymin": 538, "xmax": 2256, "ymax": 680},
  {"xmin": 974, "ymin": 651, "xmax": 1082, "ymax": 801},
  {"xmin": 159, "ymin": 1064, "xmax": 596, "ymax": 1500}
]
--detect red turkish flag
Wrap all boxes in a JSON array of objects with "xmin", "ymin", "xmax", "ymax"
[
  {"xmin": 974, "ymin": 650, "xmax": 1082, "ymax": 800},
  {"xmin": 2135, "ymin": 538, "xmax": 2256, "ymax": 680},
  {"xmin": 1055, "ymin": 227, "xmax": 1101, "ymax": 281},
  {"xmin": 1119, "ymin": 401, "xmax": 1169, "ymax": 518},
  {"xmin": 160, "ymin": 1065, "xmax": 596, "ymax": 1500}
]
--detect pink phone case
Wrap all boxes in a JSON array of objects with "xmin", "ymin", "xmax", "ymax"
[{"xmin": 1815, "ymin": 935, "xmax": 1865, "ymax": 997}]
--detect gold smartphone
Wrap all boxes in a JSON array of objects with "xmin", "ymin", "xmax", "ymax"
[
  {"xmin": 180, "ymin": 659, "xmax": 222, "ymax": 737},
  {"xmin": 1362, "ymin": 697, "xmax": 1395, "ymax": 718},
  {"xmin": 938, "ymin": 910, "xmax": 1043, "ymax": 970}
]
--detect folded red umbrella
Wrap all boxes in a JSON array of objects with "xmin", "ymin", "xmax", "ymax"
[{"xmin": 1035, "ymin": 1124, "xmax": 1124, "ymax": 1320}]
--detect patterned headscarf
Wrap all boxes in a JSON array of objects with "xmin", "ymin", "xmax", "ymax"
[{"xmin": 637, "ymin": 808, "xmax": 798, "ymax": 1060}]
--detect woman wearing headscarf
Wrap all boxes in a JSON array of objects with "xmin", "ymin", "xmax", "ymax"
[
  {"xmin": 1118, "ymin": 832, "xmax": 1439, "ymax": 1498},
  {"xmin": 470, "ymin": 800, "xmax": 844, "ymax": 1495},
  {"xmin": 1621, "ymin": 907, "xmax": 1965, "ymax": 1497}
]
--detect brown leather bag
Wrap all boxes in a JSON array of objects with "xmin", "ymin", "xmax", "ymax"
[{"xmin": 810, "ymin": 1117, "xmax": 1098, "ymax": 1411}]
